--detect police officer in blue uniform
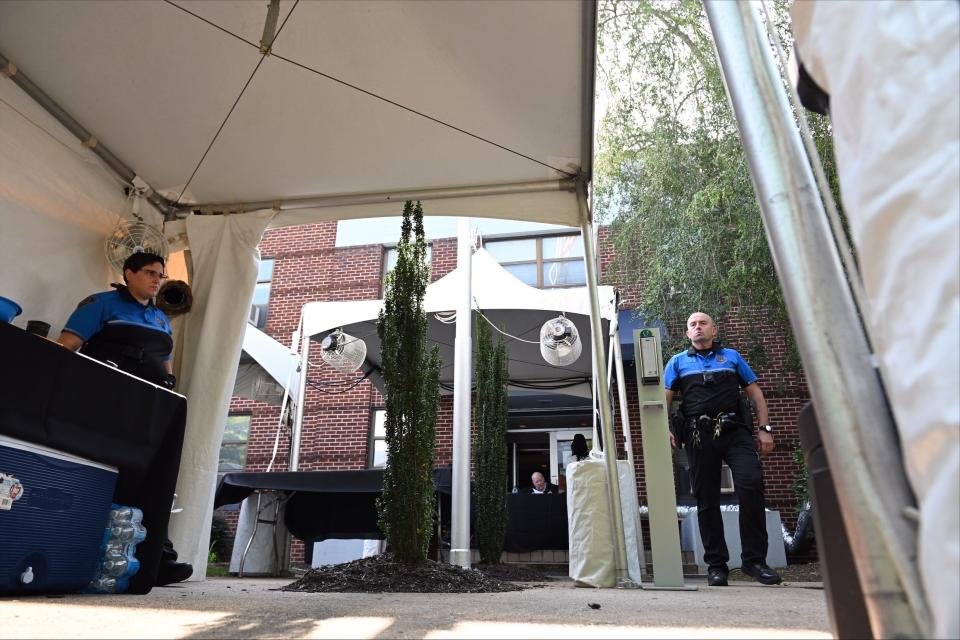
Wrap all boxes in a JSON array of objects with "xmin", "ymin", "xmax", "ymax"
[
  {"xmin": 665, "ymin": 312, "xmax": 782, "ymax": 587},
  {"xmin": 57, "ymin": 251, "xmax": 192, "ymax": 586},
  {"xmin": 58, "ymin": 252, "xmax": 175, "ymax": 389}
]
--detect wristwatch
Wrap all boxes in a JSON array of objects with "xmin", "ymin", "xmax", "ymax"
[{"xmin": 756, "ymin": 424, "xmax": 773, "ymax": 434}]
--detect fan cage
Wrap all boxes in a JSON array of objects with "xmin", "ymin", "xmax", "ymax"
[
  {"xmin": 539, "ymin": 316, "xmax": 582, "ymax": 366},
  {"xmin": 105, "ymin": 221, "xmax": 170, "ymax": 275},
  {"xmin": 320, "ymin": 330, "xmax": 367, "ymax": 374}
]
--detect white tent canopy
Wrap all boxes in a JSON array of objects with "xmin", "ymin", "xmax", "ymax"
[
  {"xmin": 234, "ymin": 324, "xmax": 300, "ymax": 403},
  {"xmin": 0, "ymin": 0, "xmax": 598, "ymax": 578},
  {"xmin": 0, "ymin": 0, "xmax": 593, "ymax": 226},
  {"xmin": 303, "ymin": 248, "xmax": 615, "ymax": 396}
]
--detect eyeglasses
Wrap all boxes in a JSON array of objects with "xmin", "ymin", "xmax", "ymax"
[{"xmin": 140, "ymin": 268, "xmax": 169, "ymax": 281}]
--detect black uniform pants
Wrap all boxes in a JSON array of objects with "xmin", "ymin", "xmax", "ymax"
[{"xmin": 685, "ymin": 424, "xmax": 768, "ymax": 570}]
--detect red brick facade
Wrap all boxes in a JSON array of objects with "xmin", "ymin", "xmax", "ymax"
[{"xmin": 218, "ymin": 221, "xmax": 812, "ymax": 565}]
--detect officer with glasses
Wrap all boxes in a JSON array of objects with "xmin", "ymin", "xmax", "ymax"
[
  {"xmin": 56, "ymin": 250, "xmax": 192, "ymax": 586},
  {"xmin": 57, "ymin": 251, "xmax": 176, "ymax": 390},
  {"xmin": 664, "ymin": 311, "xmax": 782, "ymax": 587}
]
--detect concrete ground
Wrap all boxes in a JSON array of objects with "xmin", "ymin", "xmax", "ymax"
[{"xmin": 0, "ymin": 576, "xmax": 832, "ymax": 639}]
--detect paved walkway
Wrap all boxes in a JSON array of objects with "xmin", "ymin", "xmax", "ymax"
[{"xmin": 0, "ymin": 576, "xmax": 832, "ymax": 639}]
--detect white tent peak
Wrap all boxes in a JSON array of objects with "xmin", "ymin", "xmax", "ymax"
[{"xmin": 303, "ymin": 247, "xmax": 615, "ymax": 341}]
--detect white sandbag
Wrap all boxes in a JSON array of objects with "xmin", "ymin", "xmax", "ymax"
[{"xmin": 566, "ymin": 458, "xmax": 643, "ymax": 587}]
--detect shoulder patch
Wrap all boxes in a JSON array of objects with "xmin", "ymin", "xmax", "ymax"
[{"xmin": 76, "ymin": 296, "xmax": 97, "ymax": 309}]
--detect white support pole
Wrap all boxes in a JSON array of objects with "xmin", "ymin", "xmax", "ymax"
[
  {"xmin": 612, "ymin": 324, "xmax": 646, "ymax": 572},
  {"xmin": 290, "ymin": 327, "xmax": 310, "ymax": 472},
  {"xmin": 577, "ymin": 181, "xmax": 633, "ymax": 587},
  {"xmin": 450, "ymin": 217, "xmax": 473, "ymax": 569}
]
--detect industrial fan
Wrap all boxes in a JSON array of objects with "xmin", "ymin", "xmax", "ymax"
[
  {"xmin": 319, "ymin": 329, "xmax": 367, "ymax": 374},
  {"xmin": 104, "ymin": 191, "xmax": 169, "ymax": 275},
  {"xmin": 539, "ymin": 315, "xmax": 582, "ymax": 366}
]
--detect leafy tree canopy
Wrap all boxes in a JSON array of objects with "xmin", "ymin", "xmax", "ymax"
[{"xmin": 595, "ymin": 0, "xmax": 839, "ymax": 364}]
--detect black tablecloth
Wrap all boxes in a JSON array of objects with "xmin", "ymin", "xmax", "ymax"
[
  {"xmin": 216, "ymin": 469, "xmax": 388, "ymax": 542},
  {"xmin": 216, "ymin": 467, "xmax": 568, "ymax": 551},
  {"xmin": 0, "ymin": 322, "xmax": 187, "ymax": 594},
  {"xmin": 504, "ymin": 493, "xmax": 568, "ymax": 551}
]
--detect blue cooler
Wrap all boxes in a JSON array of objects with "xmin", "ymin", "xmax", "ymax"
[{"xmin": 0, "ymin": 435, "xmax": 118, "ymax": 594}]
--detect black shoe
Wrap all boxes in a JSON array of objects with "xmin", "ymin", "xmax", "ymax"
[
  {"xmin": 741, "ymin": 562, "xmax": 782, "ymax": 585},
  {"xmin": 156, "ymin": 561, "xmax": 193, "ymax": 586},
  {"xmin": 707, "ymin": 566, "xmax": 729, "ymax": 587}
]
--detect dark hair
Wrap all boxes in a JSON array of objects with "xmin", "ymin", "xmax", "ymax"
[
  {"xmin": 571, "ymin": 433, "xmax": 589, "ymax": 461},
  {"xmin": 122, "ymin": 252, "xmax": 165, "ymax": 283}
]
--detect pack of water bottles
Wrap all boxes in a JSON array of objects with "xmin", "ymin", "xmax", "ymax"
[{"xmin": 84, "ymin": 504, "xmax": 147, "ymax": 594}]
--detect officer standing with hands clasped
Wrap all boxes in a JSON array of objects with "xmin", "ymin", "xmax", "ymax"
[
  {"xmin": 57, "ymin": 251, "xmax": 192, "ymax": 586},
  {"xmin": 664, "ymin": 312, "xmax": 782, "ymax": 587}
]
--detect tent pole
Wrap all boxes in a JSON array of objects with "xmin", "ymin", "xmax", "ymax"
[
  {"xmin": 704, "ymin": 1, "xmax": 927, "ymax": 635},
  {"xmin": 449, "ymin": 217, "xmax": 473, "ymax": 569},
  {"xmin": 0, "ymin": 49, "xmax": 176, "ymax": 217},
  {"xmin": 578, "ymin": 181, "xmax": 633, "ymax": 587},
  {"xmin": 174, "ymin": 179, "xmax": 576, "ymax": 217},
  {"xmin": 612, "ymin": 322, "xmax": 645, "ymax": 571},
  {"xmin": 289, "ymin": 328, "xmax": 310, "ymax": 472}
]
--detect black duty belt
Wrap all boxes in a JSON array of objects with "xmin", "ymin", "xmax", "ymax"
[{"xmin": 685, "ymin": 411, "xmax": 749, "ymax": 449}]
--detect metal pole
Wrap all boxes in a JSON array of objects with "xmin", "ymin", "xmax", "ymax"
[
  {"xmin": 704, "ymin": 2, "xmax": 927, "ymax": 635},
  {"xmin": 450, "ymin": 217, "xmax": 473, "ymax": 569},
  {"xmin": 0, "ymin": 50, "xmax": 175, "ymax": 217},
  {"xmin": 612, "ymin": 323, "xmax": 647, "ymax": 574},
  {"xmin": 174, "ymin": 179, "xmax": 575, "ymax": 217},
  {"xmin": 577, "ymin": 181, "xmax": 633, "ymax": 587},
  {"xmin": 289, "ymin": 329, "xmax": 310, "ymax": 472}
]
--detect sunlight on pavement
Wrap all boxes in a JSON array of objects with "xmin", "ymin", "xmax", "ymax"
[
  {"xmin": 423, "ymin": 621, "xmax": 833, "ymax": 639},
  {"xmin": 306, "ymin": 616, "xmax": 395, "ymax": 639},
  {"xmin": 0, "ymin": 603, "xmax": 229, "ymax": 639}
]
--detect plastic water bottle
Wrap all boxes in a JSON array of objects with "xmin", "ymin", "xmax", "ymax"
[{"xmin": 84, "ymin": 504, "xmax": 147, "ymax": 594}]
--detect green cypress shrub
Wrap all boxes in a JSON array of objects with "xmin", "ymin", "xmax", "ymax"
[
  {"xmin": 473, "ymin": 314, "xmax": 509, "ymax": 565},
  {"xmin": 376, "ymin": 201, "xmax": 441, "ymax": 563}
]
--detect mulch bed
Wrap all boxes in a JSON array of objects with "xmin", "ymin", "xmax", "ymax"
[{"xmin": 283, "ymin": 554, "xmax": 534, "ymax": 593}]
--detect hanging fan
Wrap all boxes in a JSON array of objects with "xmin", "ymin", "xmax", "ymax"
[
  {"xmin": 320, "ymin": 329, "xmax": 367, "ymax": 374},
  {"xmin": 105, "ymin": 191, "xmax": 169, "ymax": 275},
  {"xmin": 540, "ymin": 315, "xmax": 582, "ymax": 366}
]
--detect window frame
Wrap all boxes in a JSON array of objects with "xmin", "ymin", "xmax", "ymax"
[
  {"xmin": 368, "ymin": 407, "xmax": 387, "ymax": 469},
  {"xmin": 250, "ymin": 257, "xmax": 275, "ymax": 329},
  {"xmin": 218, "ymin": 412, "xmax": 252, "ymax": 473},
  {"xmin": 484, "ymin": 233, "xmax": 584, "ymax": 289}
]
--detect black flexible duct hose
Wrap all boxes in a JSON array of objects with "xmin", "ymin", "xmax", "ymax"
[{"xmin": 782, "ymin": 501, "xmax": 815, "ymax": 557}]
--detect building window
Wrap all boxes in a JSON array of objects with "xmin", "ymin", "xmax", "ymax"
[
  {"xmin": 249, "ymin": 258, "xmax": 275, "ymax": 329},
  {"xmin": 219, "ymin": 414, "xmax": 251, "ymax": 472},
  {"xmin": 369, "ymin": 408, "xmax": 387, "ymax": 468},
  {"xmin": 484, "ymin": 234, "xmax": 585, "ymax": 288}
]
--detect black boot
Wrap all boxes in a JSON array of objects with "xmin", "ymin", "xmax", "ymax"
[{"xmin": 156, "ymin": 539, "xmax": 193, "ymax": 586}]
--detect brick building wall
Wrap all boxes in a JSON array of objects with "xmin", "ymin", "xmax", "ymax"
[{"xmin": 215, "ymin": 221, "xmax": 812, "ymax": 566}]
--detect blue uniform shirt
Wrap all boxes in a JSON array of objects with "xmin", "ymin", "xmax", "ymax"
[
  {"xmin": 664, "ymin": 345, "xmax": 757, "ymax": 417},
  {"xmin": 63, "ymin": 288, "xmax": 173, "ymax": 359}
]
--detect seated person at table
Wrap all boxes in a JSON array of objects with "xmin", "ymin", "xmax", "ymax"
[
  {"xmin": 57, "ymin": 251, "xmax": 192, "ymax": 586},
  {"xmin": 57, "ymin": 252, "xmax": 176, "ymax": 389},
  {"xmin": 529, "ymin": 471, "xmax": 560, "ymax": 494}
]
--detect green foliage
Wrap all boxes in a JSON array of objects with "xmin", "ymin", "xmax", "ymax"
[
  {"xmin": 792, "ymin": 443, "xmax": 810, "ymax": 513},
  {"xmin": 595, "ymin": 0, "xmax": 842, "ymax": 365},
  {"xmin": 473, "ymin": 314, "xmax": 509, "ymax": 565},
  {"xmin": 208, "ymin": 512, "xmax": 232, "ymax": 563},
  {"xmin": 376, "ymin": 201, "xmax": 442, "ymax": 563}
]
